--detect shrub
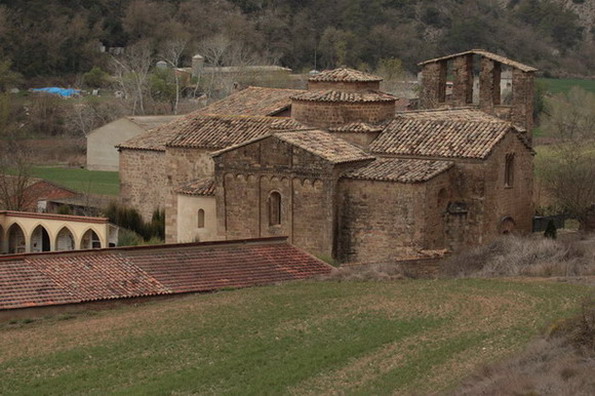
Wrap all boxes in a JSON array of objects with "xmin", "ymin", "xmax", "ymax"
[
  {"xmin": 105, "ymin": 202, "xmax": 164, "ymax": 242},
  {"xmin": 83, "ymin": 67, "xmax": 110, "ymax": 88},
  {"xmin": 441, "ymin": 235, "xmax": 594, "ymax": 278},
  {"xmin": 544, "ymin": 219, "xmax": 557, "ymax": 239}
]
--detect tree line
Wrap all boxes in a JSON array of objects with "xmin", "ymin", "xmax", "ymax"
[{"xmin": 0, "ymin": 0, "xmax": 592, "ymax": 80}]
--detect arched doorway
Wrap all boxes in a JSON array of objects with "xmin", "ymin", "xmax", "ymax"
[
  {"xmin": 55, "ymin": 227, "xmax": 75, "ymax": 251},
  {"xmin": 81, "ymin": 229, "xmax": 101, "ymax": 249},
  {"xmin": 31, "ymin": 225, "xmax": 51, "ymax": 253},
  {"xmin": 8, "ymin": 224, "xmax": 26, "ymax": 254},
  {"xmin": 498, "ymin": 217, "xmax": 516, "ymax": 234}
]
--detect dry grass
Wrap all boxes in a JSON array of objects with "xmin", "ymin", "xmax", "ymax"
[
  {"xmin": 441, "ymin": 235, "xmax": 595, "ymax": 278},
  {"xmin": 325, "ymin": 263, "xmax": 409, "ymax": 281},
  {"xmin": 450, "ymin": 296, "xmax": 595, "ymax": 396}
]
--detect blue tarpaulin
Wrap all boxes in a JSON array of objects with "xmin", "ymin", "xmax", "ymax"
[{"xmin": 31, "ymin": 87, "xmax": 81, "ymax": 97}]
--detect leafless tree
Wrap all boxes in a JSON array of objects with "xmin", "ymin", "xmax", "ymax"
[
  {"xmin": 159, "ymin": 37, "xmax": 188, "ymax": 114},
  {"xmin": 0, "ymin": 142, "xmax": 32, "ymax": 211},
  {"xmin": 537, "ymin": 87, "xmax": 595, "ymax": 227},
  {"xmin": 111, "ymin": 41, "xmax": 153, "ymax": 115}
]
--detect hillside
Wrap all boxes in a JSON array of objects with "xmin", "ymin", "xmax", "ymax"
[
  {"xmin": 0, "ymin": 0, "xmax": 593, "ymax": 80},
  {"xmin": 0, "ymin": 279, "xmax": 590, "ymax": 395}
]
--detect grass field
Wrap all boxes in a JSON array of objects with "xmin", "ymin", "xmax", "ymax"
[
  {"xmin": 0, "ymin": 279, "xmax": 590, "ymax": 395},
  {"xmin": 539, "ymin": 78, "xmax": 595, "ymax": 95},
  {"xmin": 29, "ymin": 166, "xmax": 119, "ymax": 196}
]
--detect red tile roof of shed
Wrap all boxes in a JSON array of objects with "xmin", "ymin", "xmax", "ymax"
[{"xmin": 0, "ymin": 238, "xmax": 332, "ymax": 310}]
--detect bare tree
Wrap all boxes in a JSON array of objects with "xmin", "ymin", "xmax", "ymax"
[
  {"xmin": 537, "ymin": 87, "xmax": 595, "ymax": 227},
  {"xmin": 111, "ymin": 41, "xmax": 153, "ymax": 115},
  {"xmin": 0, "ymin": 142, "xmax": 32, "ymax": 211},
  {"xmin": 159, "ymin": 37, "xmax": 188, "ymax": 114}
]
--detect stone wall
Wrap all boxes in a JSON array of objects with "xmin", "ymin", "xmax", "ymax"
[
  {"xmin": 336, "ymin": 172, "xmax": 452, "ymax": 264},
  {"xmin": 214, "ymin": 137, "xmax": 337, "ymax": 258},
  {"xmin": 292, "ymin": 100, "xmax": 395, "ymax": 128},
  {"xmin": 164, "ymin": 147, "xmax": 214, "ymax": 242},
  {"xmin": 119, "ymin": 149, "xmax": 167, "ymax": 221}
]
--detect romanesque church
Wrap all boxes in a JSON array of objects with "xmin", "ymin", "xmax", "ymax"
[{"xmin": 118, "ymin": 49, "xmax": 535, "ymax": 264}]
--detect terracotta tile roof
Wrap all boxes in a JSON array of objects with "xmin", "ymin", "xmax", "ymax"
[
  {"xmin": 274, "ymin": 130, "xmax": 374, "ymax": 164},
  {"xmin": 370, "ymin": 108, "xmax": 529, "ymax": 160},
  {"xmin": 269, "ymin": 118, "xmax": 311, "ymax": 131},
  {"xmin": 175, "ymin": 178, "xmax": 215, "ymax": 196},
  {"xmin": 0, "ymin": 238, "xmax": 332, "ymax": 310},
  {"xmin": 117, "ymin": 116, "xmax": 184, "ymax": 151},
  {"xmin": 166, "ymin": 114, "xmax": 274, "ymax": 149},
  {"xmin": 418, "ymin": 49, "xmax": 537, "ymax": 72},
  {"xmin": 309, "ymin": 68, "xmax": 383, "ymax": 82},
  {"xmin": 328, "ymin": 121, "xmax": 387, "ymax": 133},
  {"xmin": 125, "ymin": 115, "xmax": 181, "ymax": 130},
  {"xmin": 342, "ymin": 158, "xmax": 454, "ymax": 183},
  {"xmin": 197, "ymin": 86, "xmax": 302, "ymax": 116},
  {"xmin": 291, "ymin": 90, "xmax": 396, "ymax": 103}
]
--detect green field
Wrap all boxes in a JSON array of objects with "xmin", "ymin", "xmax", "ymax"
[
  {"xmin": 29, "ymin": 166, "xmax": 119, "ymax": 196},
  {"xmin": 539, "ymin": 78, "xmax": 595, "ymax": 95},
  {"xmin": 0, "ymin": 279, "xmax": 589, "ymax": 395}
]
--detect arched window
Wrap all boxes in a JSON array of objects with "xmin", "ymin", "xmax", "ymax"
[
  {"xmin": 505, "ymin": 154, "xmax": 515, "ymax": 187},
  {"xmin": 8, "ymin": 224, "xmax": 25, "ymax": 254},
  {"xmin": 31, "ymin": 225, "xmax": 51, "ymax": 252},
  {"xmin": 56, "ymin": 227, "xmax": 75, "ymax": 251},
  {"xmin": 81, "ymin": 229, "xmax": 101, "ymax": 249},
  {"xmin": 197, "ymin": 209, "xmax": 205, "ymax": 228},
  {"xmin": 269, "ymin": 191, "xmax": 281, "ymax": 226}
]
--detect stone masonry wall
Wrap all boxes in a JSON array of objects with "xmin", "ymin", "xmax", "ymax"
[
  {"xmin": 336, "ymin": 172, "xmax": 452, "ymax": 264},
  {"xmin": 164, "ymin": 147, "xmax": 214, "ymax": 242},
  {"xmin": 292, "ymin": 100, "xmax": 395, "ymax": 128},
  {"xmin": 119, "ymin": 149, "xmax": 167, "ymax": 221},
  {"xmin": 214, "ymin": 137, "xmax": 336, "ymax": 258}
]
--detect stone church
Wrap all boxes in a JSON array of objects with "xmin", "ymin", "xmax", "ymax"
[{"xmin": 118, "ymin": 49, "xmax": 535, "ymax": 264}]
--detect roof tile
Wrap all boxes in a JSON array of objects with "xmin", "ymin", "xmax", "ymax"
[
  {"xmin": 369, "ymin": 109, "xmax": 527, "ymax": 159},
  {"xmin": 197, "ymin": 86, "xmax": 302, "ymax": 116},
  {"xmin": 291, "ymin": 90, "xmax": 396, "ymax": 103},
  {"xmin": 274, "ymin": 131, "xmax": 374, "ymax": 164},
  {"xmin": 175, "ymin": 178, "xmax": 215, "ymax": 196},
  {"xmin": 309, "ymin": 68, "xmax": 383, "ymax": 82},
  {"xmin": 342, "ymin": 158, "xmax": 454, "ymax": 183},
  {"xmin": 0, "ymin": 238, "xmax": 332, "ymax": 310}
]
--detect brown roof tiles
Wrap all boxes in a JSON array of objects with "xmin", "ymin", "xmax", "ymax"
[
  {"xmin": 342, "ymin": 158, "xmax": 454, "ymax": 183},
  {"xmin": 309, "ymin": 68, "xmax": 383, "ymax": 82},
  {"xmin": 370, "ymin": 109, "xmax": 529, "ymax": 159},
  {"xmin": 0, "ymin": 238, "xmax": 332, "ymax": 310},
  {"xmin": 328, "ymin": 121, "xmax": 387, "ymax": 133},
  {"xmin": 275, "ymin": 131, "xmax": 375, "ymax": 164},
  {"xmin": 291, "ymin": 89, "xmax": 396, "ymax": 103},
  {"xmin": 197, "ymin": 86, "xmax": 302, "ymax": 116},
  {"xmin": 166, "ymin": 114, "xmax": 274, "ymax": 149},
  {"xmin": 175, "ymin": 178, "xmax": 215, "ymax": 196}
]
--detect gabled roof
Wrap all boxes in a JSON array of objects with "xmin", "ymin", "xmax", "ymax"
[
  {"xmin": 418, "ymin": 49, "xmax": 537, "ymax": 72},
  {"xmin": 166, "ymin": 114, "xmax": 273, "ymax": 149},
  {"xmin": 291, "ymin": 90, "xmax": 396, "ymax": 103},
  {"xmin": 370, "ymin": 108, "xmax": 531, "ymax": 160},
  {"xmin": 197, "ymin": 86, "xmax": 302, "ymax": 116},
  {"xmin": 275, "ymin": 130, "xmax": 374, "ymax": 164},
  {"xmin": 89, "ymin": 115, "xmax": 180, "ymax": 137},
  {"xmin": 0, "ymin": 237, "xmax": 332, "ymax": 310},
  {"xmin": 126, "ymin": 115, "xmax": 181, "ymax": 130},
  {"xmin": 175, "ymin": 178, "xmax": 215, "ymax": 196},
  {"xmin": 212, "ymin": 130, "xmax": 374, "ymax": 165},
  {"xmin": 117, "ymin": 115, "xmax": 185, "ymax": 151},
  {"xmin": 309, "ymin": 67, "xmax": 383, "ymax": 82},
  {"xmin": 342, "ymin": 158, "xmax": 454, "ymax": 183}
]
